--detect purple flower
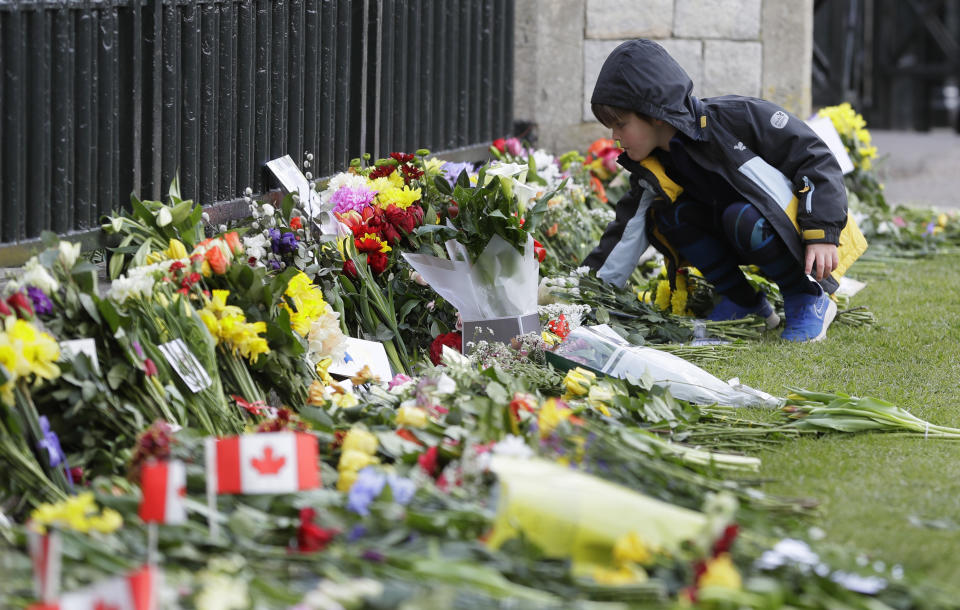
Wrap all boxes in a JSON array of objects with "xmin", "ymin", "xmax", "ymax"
[
  {"xmin": 441, "ymin": 162, "xmax": 474, "ymax": 187},
  {"xmin": 387, "ymin": 474, "xmax": 416, "ymax": 505},
  {"xmin": 132, "ymin": 340, "xmax": 144, "ymax": 359},
  {"xmin": 279, "ymin": 232, "xmax": 298, "ymax": 254},
  {"xmin": 37, "ymin": 416, "xmax": 74, "ymax": 489},
  {"xmin": 362, "ymin": 549, "xmax": 386, "ymax": 562},
  {"xmin": 269, "ymin": 259, "xmax": 282, "ymax": 271},
  {"xmin": 924, "ymin": 221, "xmax": 936, "ymax": 236},
  {"xmin": 26, "ymin": 286, "xmax": 53, "ymax": 316},
  {"xmin": 347, "ymin": 467, "xmax": 386, "ymax": 516},
  {"xmin": 330, "ymin": 185, "xmax": 377, "ymax": 215},
  {"xmin": 268, "ymin": 228, "xmax": 282, "ymax": 253},
  {"xmin": 347, "ymin": 525, "xmax": 368, "ymax": 541}
]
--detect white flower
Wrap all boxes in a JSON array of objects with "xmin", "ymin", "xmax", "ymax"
[
  {"xmin": 58, "ymin": 240, "xmax": 82, "ymax": 269},
  {"xmin": 307, "ymin": 311, "xmax": 348, "ymax": 363},
  {"xmin": 21, "ymin": 258, "xmax": 59, "ymax": 294},
  {"xmin": 433, "ymin": 373, "xmax": 457, "ymax": 396},
  {"xmin": 492, "ymin": 435, "xmax": 534, "ymax": 459},
  {"xmin": 830, "ymin": 571, "xmax": 887, "ymax": 594},
  {"xmin": 320, "ymin": 172, "xmax": 370, "ymax": 206},
  {"xmin": 261, "ymin": 203, "xmax": 275, "ymax": 217},
  {"xmin": 755, "ymin": 538, "xmax": 820, "ymax": 571},
  {"xmin": 194, "ymin": 572, "xmax": 248, "ymax": 610},
  {"xmin": 106, "ymin": 272, "xmax": 155, "ymax": 303},
  {"xmin": 243, "ymin": 233, "xmax": 269, "ymax": 261}
]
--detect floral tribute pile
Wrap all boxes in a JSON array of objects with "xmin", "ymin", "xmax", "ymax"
[{"xmin": 1, "ymin": 120, "xmax": 957, "ymax": 609}]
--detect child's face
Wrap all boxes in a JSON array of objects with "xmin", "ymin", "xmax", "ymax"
[{"xmin": 611, "ymin": 114, "xmax": 661, "ymax": 161}]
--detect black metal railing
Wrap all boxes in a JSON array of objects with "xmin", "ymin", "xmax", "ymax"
[{"xmin": 0, "ymin": 0, "xmax": 514, "ymax": 260}]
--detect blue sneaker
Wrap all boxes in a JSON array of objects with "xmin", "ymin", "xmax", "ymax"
[
  {"xmin": 709, "ymin": 293, "xmax": 780, "ymax": 329},
  {"xmin": 781, "ymin": 285, "xmax": 837, "ymax": 342}
]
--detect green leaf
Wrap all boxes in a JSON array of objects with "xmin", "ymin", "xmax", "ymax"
[
  {"xmin": 281, "ymin": 192, "xmax": 296, "ymax": 222},
  {"xmin": 168, "ymin": 171, "xmax": 183, "ymax": 203},
  {"xmin": 434, "ymin": 174, "xmax": 453, "ymax": 196},
  {"xmin": 107, "ymin": 364, "xmax": 130, "ymax": 390}
]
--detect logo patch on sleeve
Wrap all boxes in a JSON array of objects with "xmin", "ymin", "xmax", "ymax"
[{"xmin": 770, "ymin": 111, "xmax": 789, "ymax": 129}]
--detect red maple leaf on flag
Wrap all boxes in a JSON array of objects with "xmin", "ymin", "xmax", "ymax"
[{"xmin": 251, "ymin": 446, "xmax": 286, "ymax": 475}]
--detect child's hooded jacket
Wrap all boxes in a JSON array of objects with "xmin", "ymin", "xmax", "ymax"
[{"xmin": 583, "ymin": 39, "xmax": 867, "ymax": 293}]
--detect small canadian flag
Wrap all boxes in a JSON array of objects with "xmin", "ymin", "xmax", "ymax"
[
  {"xmin": 28, "ymin": 565, "xmax": 157, "ymax": 610},
  {"xmin": 205, "ymin": 431, "xmax": 320, "ymax": 495},
  {"xmin": 27, "ymin": 527, "xmax": 61, "ymax": 602},
  {"xmin": 139, "ymin": 460, "xmax": 187, "ymax": 524}
]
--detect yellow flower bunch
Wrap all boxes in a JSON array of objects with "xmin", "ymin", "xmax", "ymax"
[
  {"xmin": 654, "ymin": 280, "xmax": 672, "ymax": 311},
  {"xmin": 337, "ymin": 426, "xmax": 379, "ymax": 491},
  {"xmin": 198, "ymin": 290, "xmax": 270, "ymax": 364},
  {"xmin": 817, "ymin": 103, "xmax": 877, "ymax": 170},
  {"xmin": 396, "ymin": 404, "xmax": 429, "ymax": 428},
  {"xmin": 376, "ymin": 184, "xmax": 422, "ymax": 210},
  {"xmin": 537, "ymin": 397, "xmax": 573, "ymax": 439},
  {"xmin": 699, "ymin": 553, "xmax": 742, "ymax": 589},
  {"xmin": 306, "ymin": 378, "xmax": 359, "ymax": 410},
  {"xmin": 671, "ymin": 272, "xmax": 689, "ymax": 316},
  {"xmin": 562, "ymin": 367, "xmax": 595, "ymax": 400},
  {"xmin": 30, "ymin": 492, "xmax": 123, "ymax": 535},
  {"xmin": 0, "ymin": 318, "xmax": 61, "ymax": 403},
  {"xmin": 282, "ymin": 271, "xmax": 329, "ymax": 336}
]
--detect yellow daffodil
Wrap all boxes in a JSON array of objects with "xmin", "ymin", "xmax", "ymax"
[
  {"xmin": 342, "ymin": 427, "xmax": 378, "ymax": 455},
  {"xmin": 87, "ymin": 508, "xmax": 123, "ymax": 534},
  {"xmin": 337, "ymin": 450, "xmax": 379, "ymax": 491},
  {"xmin": 587, "ymin": 385, "xmax": 614, "ymax": 416},
  {"xmin": 166, "ymin": 238, "xmax": 189, "ymax": 260},
  {"xmin": 563, "ymin": 367, "xmax": 595, "ymax": 399},
  {"xmin": 29, "ymin": 492, "xmax": 122, "ymax": 535},
  {"xmin": 396, "ymin": 405, "xmax": 429, "ymax": 428},
  {"xmin": 537, "ymin": 398, "xmax": 572, "ymax": 438},
  {"xmin": 699, "ymin": 553, "xmax": 742, "ymax": 589}
]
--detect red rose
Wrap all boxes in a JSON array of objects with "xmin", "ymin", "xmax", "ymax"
[
  {"xmin": 367, "ymin": 251, "xmax": 389, "ymax": 274},
  {"xmin": 533, "ymin": 239, "xmax": 546, "ymax": 263},
  {"xmin": 297, "ymin": 508, "xmax": 337, "ymax": 553},
  {"xmin": 380, "ymin": 222, "xmax": 401, "ymax": 245},
  {"xmin": 342, "ymin": 260, "xmax": 358, "ymax": 279},
  {"xmin": 6, "ymin": 292, "xmax": 34, "ymax": 319},
  {"xmin": 429, "ymin": 332, "xmax": 462, "ymax": 365},
  {"xmin": 418, "ymin": 446, "xmax": 439, "ymax": 477},
  {"xmin": 384, "ymin": 204, "xmax": 423, "ymax": 233}
]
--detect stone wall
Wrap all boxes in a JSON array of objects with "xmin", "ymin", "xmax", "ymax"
[{"xmin": 513, "ymin": 0, "xmax": 813, "ymax": 153}]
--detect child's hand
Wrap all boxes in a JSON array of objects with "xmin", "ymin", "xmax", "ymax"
[{"xmin": 805, "ymin": 243, "xmax": 839, "ymax": 280}]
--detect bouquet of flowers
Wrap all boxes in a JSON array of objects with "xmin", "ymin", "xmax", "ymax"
[{"xmin": 403, "ymin": 161, "xmax": 563, "ymax": 333}]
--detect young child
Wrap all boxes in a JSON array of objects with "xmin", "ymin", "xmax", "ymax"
[{"xmin": 583, "ymin": 39, "xmax": 867, "ymax": 342}]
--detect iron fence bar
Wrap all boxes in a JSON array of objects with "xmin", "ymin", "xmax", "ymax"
[{"xmin": 0, "ymin": 0, "xmax": 515, "ymax": 260}]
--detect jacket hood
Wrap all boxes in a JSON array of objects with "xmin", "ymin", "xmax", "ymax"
[{"xmin": 591, "ymin": 39, "xmax": 704, "ymax": 140}]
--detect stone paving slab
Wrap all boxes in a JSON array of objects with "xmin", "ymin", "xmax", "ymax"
[{"xmin": 871, "ymin": 129, "xmax": 960, "ymax": 210}]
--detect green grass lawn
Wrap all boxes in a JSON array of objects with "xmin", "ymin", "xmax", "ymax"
[{"xmin": 701, "ymin": 252, "xmax": 960, "ymax": 594}]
